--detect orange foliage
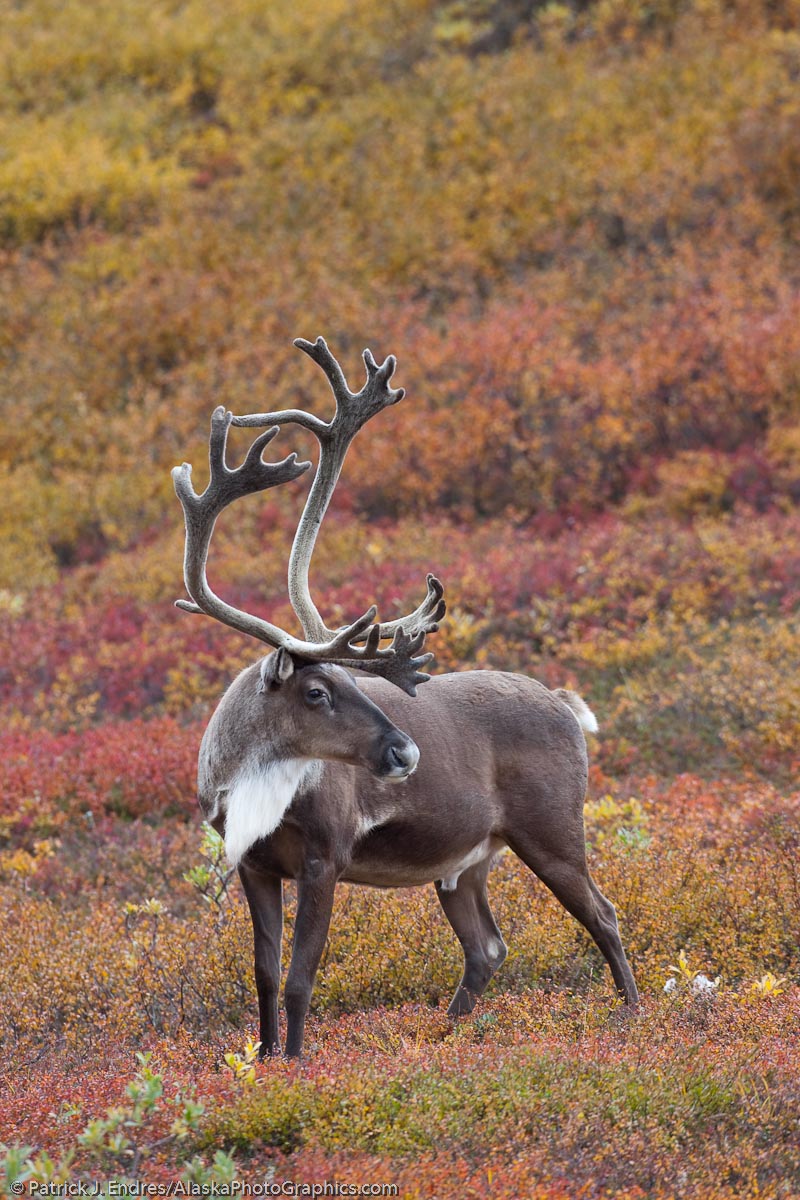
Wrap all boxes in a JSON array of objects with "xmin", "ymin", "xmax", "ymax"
[{"xmin": 3, "ymin": 1, "xmax": 800, "ymax": 1195}]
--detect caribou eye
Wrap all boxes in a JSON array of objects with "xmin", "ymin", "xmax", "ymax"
[{"xmin": 306, "ymin": 687, "xmax": 330, "ymax": 706}]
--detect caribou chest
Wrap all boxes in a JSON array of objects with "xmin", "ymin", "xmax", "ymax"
[{"xmin": 219, "ymin": 759, "xmax": 322, "ymax": 867}]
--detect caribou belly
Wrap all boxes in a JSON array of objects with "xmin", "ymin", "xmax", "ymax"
[{"xmin": 343, "ymin": 833, "xmax": 506, "ymax": 890}]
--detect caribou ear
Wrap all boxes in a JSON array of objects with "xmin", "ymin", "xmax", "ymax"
[{"xmin": 257, "ymin": 648, "xmax": 296, "ymax": 692}]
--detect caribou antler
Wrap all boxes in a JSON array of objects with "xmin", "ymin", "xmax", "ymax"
[
  {"xmin": 172, "ymin": 340, "xmax": 445, "ymax": 695},
  {"xmin": 232, "ymin": 337, "xmax": 446, "ymax": 643}
]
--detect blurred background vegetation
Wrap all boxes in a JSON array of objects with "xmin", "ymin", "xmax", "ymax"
[
  {"xmin": 1, "ymin": 3, "xmax": 800, "ymax": 1191},
  {"xmin": 1, "ymin": 0, "xmax": 798, "ymax": 775}
]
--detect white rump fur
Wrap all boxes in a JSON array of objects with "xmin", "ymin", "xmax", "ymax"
[
  {"xmin": 557, "ymin": 689, "xmax": 599, "ymax": 735},
  {"xmin": 223, "ymin": 759, "xmax": 322, "ymax": 867}
]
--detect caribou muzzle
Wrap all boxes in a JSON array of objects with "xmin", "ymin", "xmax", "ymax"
[{"xmin": 376, "ymin": 730, "xmax": 420, "ymax": 781}]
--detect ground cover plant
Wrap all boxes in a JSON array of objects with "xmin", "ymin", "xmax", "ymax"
[{"xmin": 1, "ymin": 0, "xmax": 799, "ymax": 1195}]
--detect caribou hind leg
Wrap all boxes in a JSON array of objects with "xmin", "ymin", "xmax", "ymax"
[
  {"xmin": 435, "ymin": 859, "xmax": 508, "ymax": 1016},
  {"xmin": 505, "ymin": 835, "xmax": 639, "ymax": 1006}
]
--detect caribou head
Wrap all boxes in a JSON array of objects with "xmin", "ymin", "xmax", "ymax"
[{"xmin": 257, "ymin": 650, "xmax": 420, "ymax": 781}]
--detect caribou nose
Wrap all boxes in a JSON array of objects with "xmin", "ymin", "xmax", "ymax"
[{"xmin": 383, "ymin": 736, "xmax": 420, "ymax": 780}]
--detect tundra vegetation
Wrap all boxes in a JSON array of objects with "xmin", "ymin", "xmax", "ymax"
[{"xmin": 1, "ymin": 0, "xmax": 799, "ymax": 1195}]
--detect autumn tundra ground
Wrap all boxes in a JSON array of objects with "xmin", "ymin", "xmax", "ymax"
[{"xmin": 1, "ymin": 1, "xmax": 800, "ymax": 1196}]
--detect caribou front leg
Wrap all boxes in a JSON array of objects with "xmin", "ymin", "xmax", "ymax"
[
  {"xmin": 284, "ymin": 858, "xmax": 337, "ymax": 1058},
  {"xmin": 239, "ymin": 864, "xmax": 284, "ymax": 1057}
]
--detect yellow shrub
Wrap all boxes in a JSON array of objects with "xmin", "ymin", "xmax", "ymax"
[
  {"xmin": 655, "ymin": 451, "xmax": 733, "ymax": 517},
  {"xmin": 0, "ymin": 120, "xmax": 183, "ymax": 242}
]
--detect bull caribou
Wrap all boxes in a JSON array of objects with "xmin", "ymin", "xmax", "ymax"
[{"xmin": 173, "ymin": 336, "xmax": 638, "ymax": 1058}]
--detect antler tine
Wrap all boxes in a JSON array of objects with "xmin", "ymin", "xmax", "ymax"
[
  {"xmin": 284, "ymin": 338, "xmax": 412, "ymax": 641},
  {"xmin": 293, "ymin": 336, "xmax": 354, "ymax": 412},
  {"xmin": 331, "ymin": 626, "xmax": 435, "ymax": 694},
  {"xmin": 172, "ymin": 403, "xmax": 440, "ymax": 695},
  {"xmin": 231, "ymin": 338, "xmax": 403, "ymax": 437},
  {"xmin": 371, "ymin": 573, "xmax": 447, "ymax": 641},
  {"xmin": 306, "ymin": 338, "xmax": 404, "ymax": 423},
  {"xmin": 227, "ymin": 338, "xmax": 442, "ymax": 650},
  {"xmin": 172, "ymin": 407, "xmax": 313, "ymax": 644}
]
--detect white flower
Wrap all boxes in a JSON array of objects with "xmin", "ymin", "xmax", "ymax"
[{"xmin": 691, "ymin": 973, "xmax": 720, "ymax": 995}]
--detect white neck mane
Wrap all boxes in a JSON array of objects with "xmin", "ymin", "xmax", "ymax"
[{"xmin": 222, "ymin": 759, "xmax": 322, "ymax": 867}]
